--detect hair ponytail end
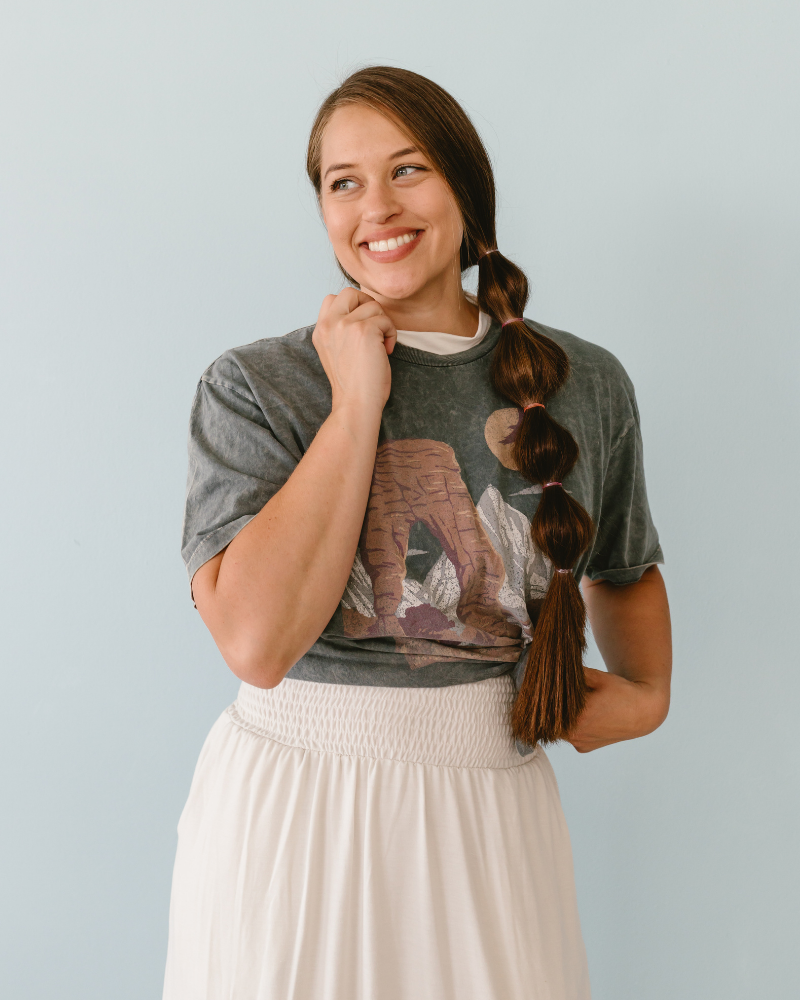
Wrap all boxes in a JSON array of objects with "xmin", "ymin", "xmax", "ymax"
[{"xmin": 511, "ymin": 570, "xmax": 588, "ymax": 746}]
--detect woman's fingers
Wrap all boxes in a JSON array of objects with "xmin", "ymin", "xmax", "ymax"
[
  {"xmin": 349, "ymin": 305, "xmax": 398, "ymax": 355},
  {"xmin": 317, "ymin": 292, "xmax": 339, "ymax": 318},
  {"xmin": 318, "ymin": 290, "xmax": 396, "ymax": 352},
  {"xmin": 381, "ymin": 321, "xmax": 397, "ymax": 354},
  {"xmin": 316, "ymin": 289, "xmax": 368, "ymax": 327},
  {"xmin": 360, "ymin": 309, "xmax": 397, "ymax": 353},
  {"xmin": 312, "ymin": 288, "xmax": 395, "ymax": 409},
  {"xmin": 346, "ymin": 299, "xmax": 392, "ymax": 323},
  {"xmin": 330, "ymin": 287, "xmax": 375, "ymax": 316}
]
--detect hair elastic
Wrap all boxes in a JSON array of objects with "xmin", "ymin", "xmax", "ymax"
[
  {"xmin": 523, "ymin": 403, "xmax": 544, "ymax": 411},
  {"xmin": 478, "ymin": 248, "xmax": 499, "ymax": 260},
  {"xmin": 556, "ymin": 568, "xmax": 572, "ymax": 575},
  {"xmin": 543, "ymin": 481, "xmax": 562, "ymax": 488},
  {"xmin": 501, "ymin": 318, "xmax": 524, "ymax": 328}
]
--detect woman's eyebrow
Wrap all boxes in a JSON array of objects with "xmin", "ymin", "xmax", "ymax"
[
  {"xmin": 323, "ymin": 147, "xmax": 420, "ymax": 179},
  {"xmin": 389, "ymin": 146, "xmax": 419, "ymax": 159},
  {"xmin": 324, "ymin": 162, "xmax": 355, "ymax": 179}
]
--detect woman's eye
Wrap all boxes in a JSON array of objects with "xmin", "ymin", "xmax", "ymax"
[
  {"xmin": 395, "ymin": 165, "xmax": 423, "ymax": 179},
  {"xmin": 331, "ymin": 178, "xmax": 356, "ymax": 192}
]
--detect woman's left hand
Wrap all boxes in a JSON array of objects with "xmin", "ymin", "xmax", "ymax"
[{"xmin": 566, "ymin": 667, "xmax": 668, "ymax": 753}]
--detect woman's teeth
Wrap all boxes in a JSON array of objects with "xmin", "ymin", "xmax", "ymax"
[{"xmin": 367, "ymin": 231, "xmax": 418, "ymax": 252}]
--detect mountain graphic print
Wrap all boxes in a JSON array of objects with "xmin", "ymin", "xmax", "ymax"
[{"xmin": 340, "ymin": 435, "xmax": 552, "ymax": 669}]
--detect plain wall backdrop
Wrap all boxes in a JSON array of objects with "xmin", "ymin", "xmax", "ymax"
[{"xmin": 1, "ymin": 1, "xmax": 798, "ymax": 997}]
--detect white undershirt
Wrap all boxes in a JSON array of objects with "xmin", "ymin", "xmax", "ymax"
[{"xmin": 395, "ymin": 299, "xmax": 492, "ymax": 356}]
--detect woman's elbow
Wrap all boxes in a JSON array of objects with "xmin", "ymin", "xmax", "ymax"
[
  {"xmin": 225, "ymin": 656, "xmax": 286, "ymax": 689},
  {"xmin": 223, "ymin": 646, "xmax": 288, "ymax": 689},
  {"xmin": 641, "ymin": 684, "xmax": 671, "ymax": 736},
  {"xmin": 196, "ymin": 597, "xmax": 294, "ymax": 688}
]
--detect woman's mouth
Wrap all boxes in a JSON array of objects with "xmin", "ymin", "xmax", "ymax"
[
  {"xmin": 366, "ymin": 231, "xmax": 419, "ymax": 252},
  {"xmin": 360, "ymin": 230, "xmax": 422, "ymax": 263}
]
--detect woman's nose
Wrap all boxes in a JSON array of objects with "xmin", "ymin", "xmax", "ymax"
[{"xmin": 361, "ymin": 180, "xmax": 401, "ymax": 225}]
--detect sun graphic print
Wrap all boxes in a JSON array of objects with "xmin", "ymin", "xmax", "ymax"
[{"xmin": 340, "ymin": 407, "xmax": 553, "ymax": 669}]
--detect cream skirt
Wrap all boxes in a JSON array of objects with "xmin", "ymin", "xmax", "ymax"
[{"xmin": 162, "ymin": 675, "xmax": 591, "ymax": 1000}]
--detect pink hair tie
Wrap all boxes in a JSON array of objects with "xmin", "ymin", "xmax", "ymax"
[
  {"xmin": 523, "ymin": 403, "xmax": 544, "ymax": 412},
  {"xmin": 556, "ymin": 568, "xmax": 572, "ymax": 575},
  {"xmin": 478, "ymin": 248, "xmax": 499, "ymax": 260},
  {"xmin": 501, "ymin": 318, "xmax": 524, "ymax": 328},
  {"xmin": 543, "ymin": 481, "xmax": 562, "ymax": 488}
]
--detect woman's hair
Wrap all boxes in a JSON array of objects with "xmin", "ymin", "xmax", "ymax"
[{"xmin": 306, "ymin": 66, "xmax": 595, "ymax": 746}]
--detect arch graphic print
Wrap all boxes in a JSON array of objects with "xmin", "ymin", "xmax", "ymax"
[{"xmin": 340, "ymin": 414, "xmax": 552, "ymax": 669}]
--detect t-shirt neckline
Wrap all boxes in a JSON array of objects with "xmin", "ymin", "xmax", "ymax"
[
  {"xmin": 395, "ymin": 308, "xmax": 492, "ymax": 355},
  {"xmin": 390, "ymin": 318, "xmax": 504, "ymax": 367}
]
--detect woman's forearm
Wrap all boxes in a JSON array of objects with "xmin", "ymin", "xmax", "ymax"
[
  {"xmin": 192, "ymin": 400, "xmax": 383, "ymax": 686},
  {"xmin": 192, "ymin": 288, "xmax": 397, "ymax": 688},
  {"xmin": 567, "ymin": 566, "xmax": 672, "ymax": 752}
]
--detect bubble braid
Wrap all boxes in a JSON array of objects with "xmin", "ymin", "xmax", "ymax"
[{"xmin": 307, "ymin": 66, "xmax": 595, "ymax": 746}]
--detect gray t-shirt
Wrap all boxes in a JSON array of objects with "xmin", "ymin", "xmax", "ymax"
[{"xmin": 182, "ymin": 316, "xmax": 664, "ymax": 689}]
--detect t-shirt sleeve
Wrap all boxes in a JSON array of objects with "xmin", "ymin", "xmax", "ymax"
[
  {"xmin": 583, "ymin": 394, "xmax": 664, "ymax": 585},
  {"xmin": 180, "ymin": 367, "xmax": 302, "ymax": 587}
]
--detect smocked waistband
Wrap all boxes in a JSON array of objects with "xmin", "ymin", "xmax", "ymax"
[{"xmin": 229, "ymin": 675, "xmax": 534, "ymax": 769}]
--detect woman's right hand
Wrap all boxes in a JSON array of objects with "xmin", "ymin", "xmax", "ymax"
[{"xmin": 312, "ymin": 288, "xmax": 397, "ymax": 412}]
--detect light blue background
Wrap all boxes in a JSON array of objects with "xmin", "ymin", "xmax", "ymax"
[{"xmin": 2, "ymin": 1, "xmax": 798, "ymax": 997}]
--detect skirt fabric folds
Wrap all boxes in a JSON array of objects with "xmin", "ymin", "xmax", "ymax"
[{"xmin": 162, "ymin": 675, "xmax": 591, "ymax": 1000}]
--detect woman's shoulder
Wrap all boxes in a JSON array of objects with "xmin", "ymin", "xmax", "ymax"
[
  {"xmin": 524, "ymin": 317, "xmax": 642, "ymax": 438},
  {"xmin": 198, "ymin": 324, "xmax": 324, "ymax": 399},
  {"xmin": 526, "ymin": 318, "xmax": 631, "ymax": 383}
]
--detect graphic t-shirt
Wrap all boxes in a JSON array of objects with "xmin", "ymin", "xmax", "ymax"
[{"xmin": 181, "ymin": 316, "xmax": 664, "ymax": 689}]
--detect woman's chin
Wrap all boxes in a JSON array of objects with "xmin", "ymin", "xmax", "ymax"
[{"xmin": 357, "ymin": 273, "xmax": 427, "ymax": 303}]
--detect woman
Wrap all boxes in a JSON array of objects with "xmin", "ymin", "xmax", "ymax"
[{"xmin": 163, "ymin": 66, "xmax": 672, "ymax": 1000}]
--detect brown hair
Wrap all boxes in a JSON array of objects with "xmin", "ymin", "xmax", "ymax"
[{"xmin": 306, "ymin": 66, "xmax": 594, "ymax": 746}]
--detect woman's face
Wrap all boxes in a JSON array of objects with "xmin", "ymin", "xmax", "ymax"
[{"xmin": 318, "ymin": 105, "xmax": 464, "ymax": 303}]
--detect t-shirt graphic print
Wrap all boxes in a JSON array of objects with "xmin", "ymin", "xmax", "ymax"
[
  {"xmin": 342, "ymin": 433, "xmax": 550, "ymax": 670},
  {"xmin": 181, "ymin": 317, "xmax": 663, "ymax": 689}
]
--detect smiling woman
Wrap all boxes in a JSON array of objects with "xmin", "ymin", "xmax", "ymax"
[
  {"xmin": 316, "ymin": 105, "xmax": 476, "ymax": 330},
  {"xmin": 162, "ymin": 66, "xmax": 671, "ymax": 1000}
]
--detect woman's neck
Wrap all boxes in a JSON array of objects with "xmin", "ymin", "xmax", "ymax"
[{"xmin": 364, "ymin": 278, "xmax": 480, "ymax": 338}]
